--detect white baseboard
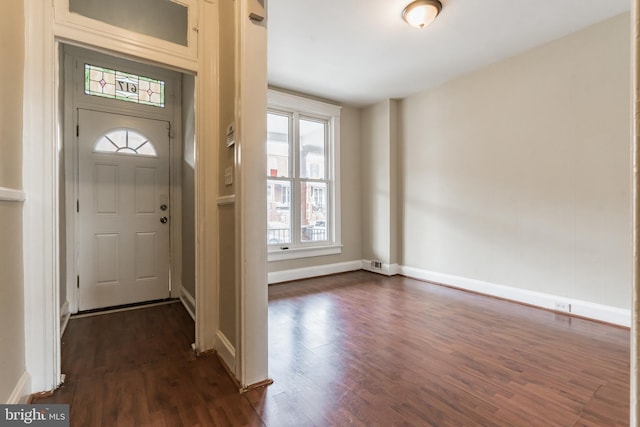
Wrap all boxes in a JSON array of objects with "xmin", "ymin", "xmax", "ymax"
[
  {"xmin": 180, "ymin": 287, "xmax": 196, "ymax": 321},
  {"xmin": 399, "ymin": 266, "xmax": 631, "ymax": 327},
  {"xmin": 216, "ymin": 330, "xmax": 236, "ymax": 373},
  {"xmin": 60, "ymin": 300, "xmax": 70, "ymax": 337},
  {"xmin": 268, "ymin": 260, "xmax": 363, "ymax": 284},
  {"xmin": 362, "ymin": 259, "xmax": 399, "ymax": 276},
  {"xmin": 6, "ymin": 371, "xmax": 31, "ymax": 404}
]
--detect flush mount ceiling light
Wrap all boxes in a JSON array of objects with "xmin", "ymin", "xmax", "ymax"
[{"xmin": 402, "ymin": 0, "xmax": 442, "ymax": 29}]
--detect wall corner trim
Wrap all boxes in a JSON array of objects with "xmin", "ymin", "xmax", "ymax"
[
  {"xmin": 6, "ymin": 372, "xmax": 31, "ymax": 404},
  {"xmin": 399, "ymin": 265, "xmax": 631, "ymax": 327},
  {"xmin": 268, "ymin": 260, "xmax": 363, "ymax": 284},
  {"xmin": 180, "ymin": 286, "xmax": 196, "ymax": 321},
  {"xmin": 215, "ymin": 330, "xmax": 236, "ymax": 374}
]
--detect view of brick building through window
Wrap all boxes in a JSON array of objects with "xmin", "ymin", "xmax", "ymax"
[{"xmin": 267, "ymin": 112, "xmax": 328, "ymax": 245}]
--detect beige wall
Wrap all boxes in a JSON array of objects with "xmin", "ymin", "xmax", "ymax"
[
  {"xmin": 0, "ymin": 0, "xmax": 26, "ymax": 402},
  {"xmin": 400, "ymin": 13, "xmax": 631, "ymax": 308},
  {"xmin": 268, "ymin": 105, "xmax": 363, "ymax": 272},
  {"xmin": 218, "ymin": 204, "xmax": 236, "ymax": 344},
  {"xmin": 218, "ymin": 0, "xmax": 236, "ymax": 346},
  {"xmin": 182, "ymin": 74, "xmax": 196, "ymax": 297},
  {"xmin": 361, "ymin": 99, "xmax": 399, "ymax": 265}
]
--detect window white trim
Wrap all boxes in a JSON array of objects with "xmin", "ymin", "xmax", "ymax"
[
  {"xmin": 268, "ymin": 244, "xmax": 342, "ymax": 262},
  {"xmin": 267, "ymin": 90, "xmax": 341, "ymax": 261}
]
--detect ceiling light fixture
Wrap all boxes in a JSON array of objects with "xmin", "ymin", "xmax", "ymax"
[{"xmin": 402, "ymin": 0, "xmax": 442, "ymax": 29}]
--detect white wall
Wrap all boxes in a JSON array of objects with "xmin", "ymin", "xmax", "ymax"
[{"xmin": 400, "ymin": 13, "xmax": 631, "ymax": 309}]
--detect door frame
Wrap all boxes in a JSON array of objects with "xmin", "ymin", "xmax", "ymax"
[
  {"xmin": 63, "ymin": 46, "xmax": 184, "ymax": 314},
  {"xmin": 22, "ymin": 0, "xmax": 217, "ymax": 394},
  {"xmin": 23, "ymin": 0, "xmax": 270, "ymax": 396}
]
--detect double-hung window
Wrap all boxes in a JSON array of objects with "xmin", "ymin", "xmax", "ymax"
[{"xmin": 267, "ymin": 90, "xmax": 341, "ymax": 261}]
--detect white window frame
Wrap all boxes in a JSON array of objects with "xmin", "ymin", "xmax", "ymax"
[{"xmin": 267, "ymin": 90, "xmax": 342, "ymax": 261}]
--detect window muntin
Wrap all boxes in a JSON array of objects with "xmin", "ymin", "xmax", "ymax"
[
  {"xmin": 94, "ymin": 129, "xmax": 157, "ymax": 156},
  {"xmin": 85, "ymin": 64, "xmax": 166, "ymax": 108}
]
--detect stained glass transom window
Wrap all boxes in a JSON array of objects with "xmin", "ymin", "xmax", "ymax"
[
  {"xmin": 95, "ymin": 129, "xmax": 157, "ymax": 157},
  {"xmin": 85, "ymin": 64, "xmax": 166, "ymax": 108}
]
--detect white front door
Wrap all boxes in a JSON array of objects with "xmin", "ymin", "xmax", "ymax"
[{"xmin": 78, "ymin": 109, "xmax": 171, "ymax": 310}]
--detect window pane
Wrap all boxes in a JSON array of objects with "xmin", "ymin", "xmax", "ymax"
[
  {"xmin": 94, "ymin": 129, "xmax": 157, "ymax": 157},
  {"xmin": 300, "ymin": 181, "xmax": 328, "ymax": 242},
  {"xmin": 69, "ymin": 0, "xmax": 188, "ymax": 46},
  {"xmin": 85, "ymin": 64, "xmax": 166, "ymax": 108},
  {"xmin": 299, "ymin": 118, "xmax": 325, "ymax": 179},
  {"xmin": 267, "ymin": 113, "xmax": 290, "ymax": 178},
  {"xmin": 267, "ymin": 180, "xmax": 292, "ymax": 245}
]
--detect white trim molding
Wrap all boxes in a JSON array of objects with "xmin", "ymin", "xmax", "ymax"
[
  {"xmin": 362, "ymin": 259, "xmax": 399, "ymax": 276},
  {"xmin": 217, "ymin": 195, "xmax": 236, "ymax": 206},
  {"xmin": 399, "ymin": 266, "xmax": 631, "ymax": 327},
  {"xmin": 23, "ymin": 0, "xmax": 61, "ymax": 394},
  {"xmin": 6, "ymin": 372, "xmax": 31, "ymax": 404},
  {"xmin": 52, "ymin": 0, "xmax": 199, "ymax": 71},
  {"xmin": 215, "ymin": 330, "xmax": 236, "ymax": 374},
  {"xmin": 268, "ymin": 244, "xmax": 342, "ymax": 262},
  {"xmin": 180, "ymin": 286, "xmax": 196, "ymax": 321},
  {"xmin": 268, "ymin": 260, "xmax": 363, "ymax": 284},
  {"xmin": 0, "ymin": 187, "xmax": 26, "ymax": 202}
]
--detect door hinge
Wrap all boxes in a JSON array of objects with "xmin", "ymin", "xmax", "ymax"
[
  {"xmin": 76, "ymin": 125, "xmax": 79, "ymax": 137},
  {"xmin": 167, "ymin": 122, "xmax": 174, "ymax": 138},
  {"xmin": 77, "ymin": 275, "xmax": 80, "ymax": 289},
  {"xmin": 76, "ymin": 200, "xmax": 79, "ymax": 212}
]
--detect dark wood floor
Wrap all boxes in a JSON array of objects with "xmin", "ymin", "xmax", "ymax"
[{"xmin": 35, "ymin": 271, "xmax": 630, "ymax": 426}]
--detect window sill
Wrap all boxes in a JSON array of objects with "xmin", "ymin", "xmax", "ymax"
[{"xmin": 268, "ymin": 244, "xmax": 342, "ymax": 262}]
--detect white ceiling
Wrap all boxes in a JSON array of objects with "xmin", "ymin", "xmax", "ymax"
[{"xmin": 267, "ymin": 0, "xmax": 630, "ymax": 107}]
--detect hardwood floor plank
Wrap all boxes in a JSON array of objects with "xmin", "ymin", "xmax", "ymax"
[{"xmin": 34, "ymin": 272, "xmax": 629, "ymax": 426}]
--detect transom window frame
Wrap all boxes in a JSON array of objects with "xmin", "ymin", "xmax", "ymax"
[
  {"xmin": 267, "ymin": 90, "xmax": 342, "ymax": 262},
  {"xmin": 53, "ymin": 0, "xmax": 199, "ymax": 71}
]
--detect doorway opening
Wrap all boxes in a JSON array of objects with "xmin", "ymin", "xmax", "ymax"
[{"xmin": 60, "ymin": 45, "xmax": 196, "ymax": 321}]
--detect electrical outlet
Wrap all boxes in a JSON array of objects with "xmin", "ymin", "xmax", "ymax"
[{"xmin": 554, "ymin": 301, "xmax": 571, "ymax": 313}]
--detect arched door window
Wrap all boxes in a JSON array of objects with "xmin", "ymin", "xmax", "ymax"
[{"xmin": 94, "ymin": 129, "xmax": 157, "ymax": 156}]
